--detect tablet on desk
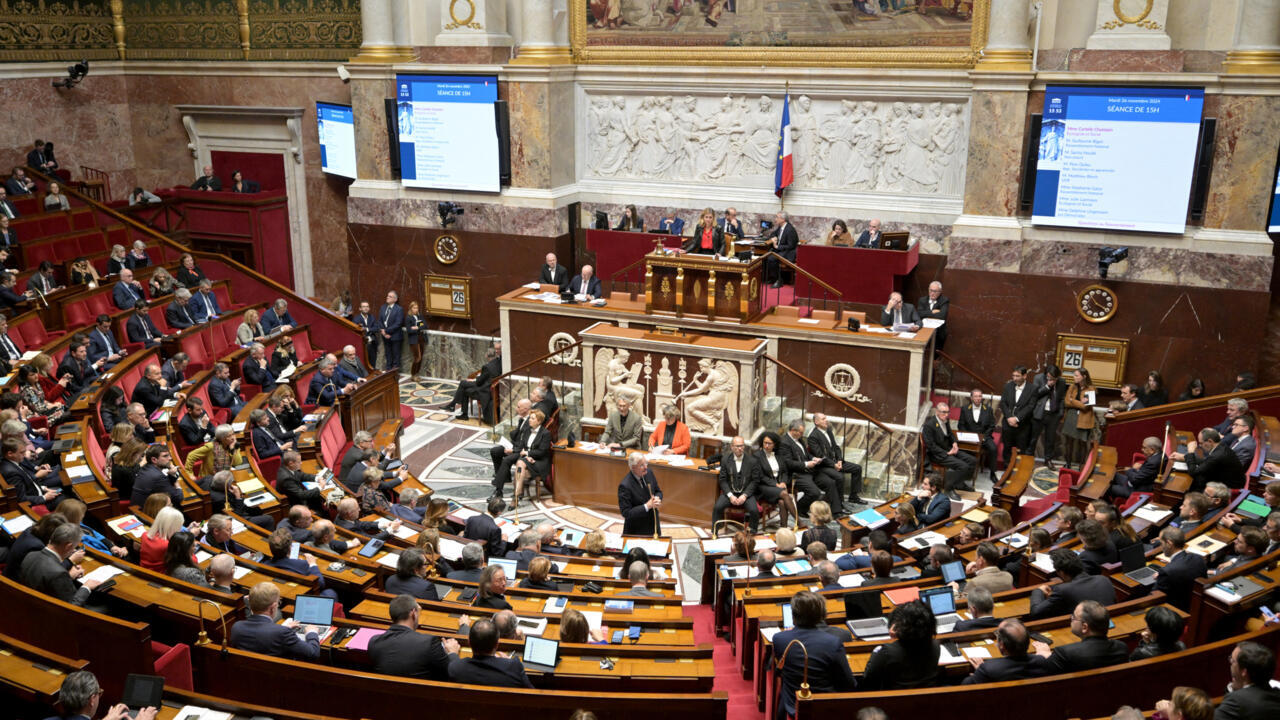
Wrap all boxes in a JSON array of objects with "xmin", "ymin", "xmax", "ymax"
[
  {"xmin": 122, "ymin": 673, "xmax": 164, "ymax": 718},
  {"xmin": 522, "ymin": 636, "xmax": 560, "ymax": 672}
]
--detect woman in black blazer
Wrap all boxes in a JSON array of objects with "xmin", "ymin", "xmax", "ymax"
[
  {"xmin": 511, "ymin": 409, "xmax": 551, "ymax": 507},
  {"xmin": 474, "ymin": 565, "xmax": 514, "ymax": 610},
  {"xmin": 613, "ymin": 204, "xmax": 642, "ymax": 231},
  {"xmin": 517, "ymin": 556, "xmax": 560, "ymax": 591},
  {"xmin": 754, "ymin": 431, "xmax": 798, "ymax": 530},
  {"xmin": 682, "ymin": 207, "xmax": 725, "ymax": 255},
  {"xmin": 405, "ymin": 301, "xmax": 428, "ymax": 379}
]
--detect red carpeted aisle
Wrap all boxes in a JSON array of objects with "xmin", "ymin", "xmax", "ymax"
[{"xmin": 685, "ymin": 604, "xmax": 763, "ymax": 720}]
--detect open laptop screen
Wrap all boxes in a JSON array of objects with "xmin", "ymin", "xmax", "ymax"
[
  {"xmin": 293, "ymin": 594, "xmax": 335, "ymax": 626},
  {"xmin": 919, "ymin": 586, "xmax": 956, "ymax": 616}
]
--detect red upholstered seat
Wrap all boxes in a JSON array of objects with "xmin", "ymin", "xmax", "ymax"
[{"xmin": 150, "ymin": 641, "xmax": 193, "ymax": 691}]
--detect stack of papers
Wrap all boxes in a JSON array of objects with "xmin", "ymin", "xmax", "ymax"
[
  {"xmin": 1, "ymin": 515, "xmax": 35, "ymax": 535},
  {"xmin": 921, "ymin": 319, "xmax": 946, "ymax": 329},
  {"xmin": 543, "ymin": 597, "xmax": 568, "ymax": 614},
  {"xmin": 1001, "ymin": 533, "xmax": 1029, "ymax": 549},
  {"xmin": 702, "ymin": 538, "xmax": 733, "ymax": 554},
  {"xmin": 375, "ymin": 552, "xmax": 400, "ymax": 568},
  {"xmin": 108, "ymin": 515, "xmax": 146, "ymax": 538},
  {"xmin": 390, "ymin": 524, "xmax": 417, "ymax": 540},
  {"xmin": 452, "ymin": 507, "xmax": 480, "ymax": 521},
  {"xmin": 603, "ymin": 532, "xmax": 626, "ymax": 551},
  {"xmin": 82, "ymin": 565, "xmax": 125, "ymax": 584},
  {"xmin": 345, "ymin": 627, "xmax": 386, "ymax": 651},
  {"xmin": 1031, "ymin": 552, "xmax": 1055, "ymax": 573},
  {"xmin": 65, "ymin": 464, "xmax": 92, "ymax": 478},
  {"xmin": 1186, "ymin": 535, "xmax": 1227, "ymax": 557},
  {"xmin": 837, "ymin": 573, "xmax": 866, "ymax": 588},
  {"xmin": 515, "ymin": 616, "xmax": 548, "ymax": 637},
  {"xmin": 754, "ymin": 538, "xmax": 778, "ymax": 551},
  {"xmin": 960, "ymin": 507, "xmax": 990, "ymax": 523},
  {"xmin": 956, "ymin": 431, "xmax": 981, "ymax": 444},
  {"xmin": 438, "ymin": 537, "xmax": 465, "ymax": 561},
  {"xmin": 904, "ymin": 531, "xmax": 948, "ymax": 549},
  {"xmin": 232, "ymin": 566, "xmax": 253, "ymax": 580},
  {"xmin": 851, "ymin": 508, "xmax": 889, "ymax": 529},
  {"xmin": 776, "ymin": 559, "xmax": 812, "ymax": 576},
  {"xmin": 580, "ymin": 610, "xmax": 603, "ymax": 632},
  {"xmin": 1132, "ymin": 505, "xmax": 1173, "ymax": 523},
  {"xmin": 623, "ymin": 538, "xmax": 668, "ymax": 557}
]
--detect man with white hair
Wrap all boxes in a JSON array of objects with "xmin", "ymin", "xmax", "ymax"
[
  {"xmin": 260, "ymin": 298, "xmax": 295, "ymax": 334},
  {"xmin": 618, "ymin": 452, "xmax": 663, "ymax": 536},
  {"xmin": 164, "ymin": 287, "xmax": 198, "ymax": 330},
  {"xmin": 209, "ymin": 553, "xmax": 236, "ymax": 593},
  {"xmin": 241, "ymin": 342, "xmax": 277, "ymax": 392},
  {"xmin": 339, "ymin": 344, "xmax": 369, "ymax": 379},
  {"xmin": 379, "ymin": 289, "xmax": 405, "ymax": 372},
  {"xmin": 568, "ymin": 264, "xmax": 602, "ymax": 300},
  {"xmin": 763, "ymin": 211, "xmax": 798, "ymax": 288},
  {"xmin": 916, "ymin": 281, "xmax": 949, "ymax": 350}
]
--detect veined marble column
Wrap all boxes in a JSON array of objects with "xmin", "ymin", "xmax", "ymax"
[
  {"xmin": 354, "ymin": 0, "xmax": 413, "ymax": 62},
  {"xmin": 975, "ymin": 0, "xmax": 1031, "ymax": 71},
  {"xmin": 512, "ymin": 0, "xmax": 571, "ymax": 64},
  {"xmin": 1223, "ymin": 0, "xmax": 1280, "ymax": 74}
]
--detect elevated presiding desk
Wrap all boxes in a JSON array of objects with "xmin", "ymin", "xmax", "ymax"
[{"xmin": 643, "ymin": 250, "xmax": 766, "ymax": 323}]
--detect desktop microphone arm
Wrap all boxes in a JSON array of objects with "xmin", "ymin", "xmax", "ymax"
[
  {"xmin": 194, "ymin": 598, "xmax": 228, "ymax": 652},
  {"xmin": 775, "ymin": 638, "xmax": 812, "ymax": 700}
]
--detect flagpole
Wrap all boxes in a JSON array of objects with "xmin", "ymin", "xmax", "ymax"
[{"xmin": 780, "ymin": 81, "xmax": 790, "ymax": 213}]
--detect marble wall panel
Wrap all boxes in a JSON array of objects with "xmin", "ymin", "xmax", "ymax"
[
  {"xmin": 506, "ymin": 81, "xmax": 552, "ymax": 189},
  {"xmin": 963, "ymin": 90, "xmax": 1028, "ymax": 218},
  {"xmin": 1066, "ymin": 49, "xmax": 1187, "ymax": 72},
  {"xmin": 351, "ymin": 76, "xmax": 396, "ymax": 183},
  {"xmin": 0, "ymin": 75, "xmax": 137, "ymax": 197},
  {"xmin": 420, "ymin": 332, "xmax": 497, "ymax": 381},
  {"xmin": 347, "ymin": 195, "xmax": 567, "ymax": 238},
  {"xmin": 1203, "ymin": 94, "xmax": 1280, "ymax": 232}
]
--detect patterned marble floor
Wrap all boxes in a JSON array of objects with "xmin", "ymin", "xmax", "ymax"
[{"xmin": 396, "ymin": 376, "xmax": 1052, "ymax": 602}]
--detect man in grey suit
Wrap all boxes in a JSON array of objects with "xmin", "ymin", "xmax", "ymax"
[
  {"xmin": 20, "ymin": 524, "xmax": 106, "ymax": 606},
  {"xmin": 617, "ymin": 561, "xmax": 663, "ymax": 597},
  {"xmin": 600, "ymin": 397, "xmax": 644, "ymax": 451}
]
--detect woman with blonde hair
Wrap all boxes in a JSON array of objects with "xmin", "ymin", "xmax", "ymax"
[
  {"xmin": 236, "ymin": 307, "xmax": 268, "ymax": 345},
  {"xmin": 518, "ymin": 556, "xmax": 559, "ymax": 591},
  {"xmin": 28, "ymin": 352, "xmax": 70, "ymax": 404},
  {"xmin": 648, "ymin": 404, "xmax": 691, "ymax": 455},
  {"xmin": 421, "ymin": 498, "xmax": 449, "ymax": 530},
  {"xmin": 774, "ymin": 527, "xmax": 803, "ymax": 558},
  {"xmin": 682, "ymin": 207, "xmax": 724, "ymax": 255},
  {"xmin": 801, "ymin": 500, "xmax": 837, "ymax": 552},
  {"xmin": 405, "ymin": 300, "xmax": 428, "ymax": 379},
  {"xmin": 987, "ymin": 508, "xmax": 1014, "ymax": 535},
  {"xmin": 140, "ymin": 506, "xmax": 185, "ymax": 571},
  {"xmin": 559, "ymin": 607, "xmax": 608, "ymax": 644},
  {"xmin": 893, "ymin": 503, "xmax": 921, "ymax": 535},
  {"xmin": 581, "ymin": 529, "xmax": 607, "ymax": 556},
  {"xmin": 107, "ymin": 244, "xmax": 128, "ymax": 275},
  {"xmin": 148, "ymin": 266, "xmax": 176, "ymax": 298}
]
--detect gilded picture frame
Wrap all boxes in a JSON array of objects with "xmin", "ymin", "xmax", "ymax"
[{"xmin": 570, "ymin": 0, "xmax": 989, "ymax": 68}]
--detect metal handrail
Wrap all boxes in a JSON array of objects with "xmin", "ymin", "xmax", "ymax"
[
  {"xmin": 760, "ymin": 251, "xmax": 842, "ymax": 298},
  {"xmin": 761, "ymin": 354, "xmax": 890, "ymax": 433},
  {"xmin": 935, "ymin": 349, "xmax": 998, "ymax": 393}
]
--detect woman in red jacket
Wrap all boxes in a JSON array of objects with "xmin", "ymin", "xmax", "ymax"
[{"xmin": 648, "ymin": 404, "xmax": 691, "ymax": 456}]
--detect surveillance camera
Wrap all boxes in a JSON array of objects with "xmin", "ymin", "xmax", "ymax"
[
  {"xmin": 1097, "ymin": 246, "xmax": 1130, "ymax": 278},
  {"xmin": 336, "ymin": 65, "xmax": 351, "ymax": 83},
  {"xmin": 437, "ymin": 201, "xmax": 465, "ymax": 227}
]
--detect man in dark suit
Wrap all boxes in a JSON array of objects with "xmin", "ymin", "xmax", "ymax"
[
  {"xmin": 778, "ymin": 420, "xmax": 829, "ymax": 516},
  {"xmin": 379, "ymin": 290, "xmax": 405, "ymax": 371},
  {"xmin": 0, "ymin": 216, "xmax": 15, "ymax": 252},
  {"xmin": 56, "ymin": 342, "xmax": 100, "ymax": 398},
  {"xmin": 619, "ymin": 560, "xmax": 664, "ymax": 597},
  {"xmin": 20, "ymin": 524, "xmax": 105, "ymax": 606},
  {"xmin": 618, "ymin": 452, "xmax": 663, "ymax": 536},
  {"xmin": 130, "ymin": 445, "xmax": 182, "ymax": 508},
  {"xmin": 191, "ymin": 279, "xmax": 223, "ymax": 321},
  {"xmin": 446, "ymin": 618, "xmax": 533, "ymax": 688},
  {"xmin": 712, "ymin": 436, "xmax": 760, "ymax": 533},
  {"xmin": 1174, "ymin": 427, "xmax": 1246, "ymax": 491},
  {"xmin": 191, "ymin": 165, "xmax": 222, "ymax": 191},
  {"xmin": 719, "ymin": 207, "xmax": 744, "ymax": 241},
  {"xmin": 131, "ymin": 363, "xmax": 181, "ymax": 416},
  {"xmin": 338, "ymin": 344, "xmax": 368, "ymax": 380},
  {"xmin": 178, "ymin": 397, "xmax": 215, "ymax": 446},
  {"xmin": 530, "ymin": 387, "xmax": 556, "ymax": 424},
  {"xmin": 164, "ymin": 288, "xmax": 198, "ymax": 330},
  {"xmin": 342, "ymin": 448, "xmax": 405, "ymax": 494},
  {"xmin": 251, "ymin": 409, "xmax": 291, "ymax": 460},
  {"xmin": 962, "ymin": 619, "xmax": 1050, "ymax": 684},
  {"xmin": 262, "ymin": 528, "xmax": 338, "ymax": 600},
  {"xmin": 922, "ymin": 402, "xmax": 977, "ymax": 493},
  {"xmin": 1034, "ymin": 600, "xmax": 1128, "ymax": 673},
  {"xmin": 763, "ymin": 211, "xmax": 799, "ymax": 288},
  {"xmin": 241, "ymin": 343, "xmax": 277, "ymax": 392},
  {"xmin": 275, "ymin": 451, "xmax": 328, "ymax": 511},
  {"xmin": 113, "ymin": 268, "xmax": 146, "ymax": 310},
  {"xmin": 27, "ymin": 140, "xmax": 54, "ymax": 172},
  {"xmin": 879, "ymin": 291, "xmax": 921, "ymax": 327},
  {"xmin": 957, "ymin": 388, "xmax": 998, "ymax": 475},
  {"xmin": 1028, "ymin": 549, "xmax": 1116, "ymax": 618},
  {"xmin": 370, "ymin": 594, "xmax": 457, "ymax": 678},
  {"xmin": 910, "ymin": 472, "xmax": 952, "ymax": 525},
  {"xmin": 260, "ymin": 298, "xmax": 296, "ymax": 334},
  {"xmin": 916, "ymin": 281, "xmax": 949, "ymax": 349},
  {"xmin": 162, "ymin": 352, "xmax": 190, "ymax": 389},
  {"xmin": 340, "ymin": 430, "xmax": 385, "ymax": 484},
  {"xmin": 657, "ymin": 213, "xmax": 684, "ymax": 235},
  {"xmin": 87, "ymin": 314, "xmax": 125, "ymax": 368},
  {"xmin": 1154, "ymin": 526, "xmax": 1208, "ymax": 610},
  {"xmin": 1217, "ymin": 641, "xmax": 1280, "ymax": 720},
  {"xmin": 1029, "ymin": 367, "xmax": 1067, "ymax": 469},
  {"xmin": 307, "ymin": 359, "xmax": 354, "ymax": 406},
  {"xmin": 503, "ymin": 531, "xmax": 541, "ymax": 572},
  {"xmin": 0, "ymin": 316, "xmax": 22, "ymax": 369},
  {"xmin": 449, "ymin": 543, "xmax": 486, "ymax": 583},
  {"xmin": 1109, "ymin": 436, "xmax": 1164, "ymax": 500},
  {"xmin": 442, "ymin": 347, "xmax": 502, "ymax": 422},
  {"xmin": 462, "ymin": 496, "xmax": 507, "ymax": 558},
  {"xmin": 351, "ymin": 300, "xmax": 378, "ymax": 364},
  {"xmin": 207, "ymin": 362, "xmax": 244, "ymax": 414},
  {"xmin": 6, "ymin": 167, "xmax": 36, "ymax": 195},
  {"xmin": 126, "ymin": 402, "xmax": 156, "ymax": 444},
  {"xmin": 953, "ymin": 587, "xmax": 1000, "ymax": 632},
  {"xmin": 809, "ymin": 412, "xmax": 864, "ymax": 508},
  {"xmin": 539, "ymin": 252, "xmax": 569, "ymax": 291},
  {"xmin": 854, "ymin": 218, "xmax": 882, "ymax": 248},
  {"xmin": 490, "ymin": 398, "xmax": 531, "ymax": 483},
  {"xmin": 567, "ymin": 264, "xmax": 603, "ymax": 300},
  {"xmin": 0, "ymin": 187, "xmax": 19, "ymax": 219},
  {"xmin": 772, "ymin": 590, "xmax": 857, "ymax": 716},
  {"xmin": 229, "ymin": 582, "xmax": 322, "ymax": 659},
  {"xmin": 999, "ymin": 366, "xmax": 1035, "ymax": 465},
  {"xmin": 1227, "ymin": 414, "xmax": 1258, "ymax": 468},
  {"xmin": 125, "ymin": 300, "xmax": 164, "ymax": 348}
]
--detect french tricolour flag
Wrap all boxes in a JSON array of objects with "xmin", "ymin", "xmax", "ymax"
[{"xmin": 774, "ymin": 92, "xmax": 793, "ymax": 197}]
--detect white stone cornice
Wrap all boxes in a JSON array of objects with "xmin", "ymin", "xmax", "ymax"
[{"xmin": 967, "ymin": 70, "xmax": 1036, "ymax": 92}]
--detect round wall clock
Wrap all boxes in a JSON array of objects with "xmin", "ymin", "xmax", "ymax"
[
  {"xmin": 1076, "ymin": 284, "xmax": 1118, "ymax": 323},
  {"xmin": 434, "ymin": 235, "xmax": 460, "ymax": 264}
]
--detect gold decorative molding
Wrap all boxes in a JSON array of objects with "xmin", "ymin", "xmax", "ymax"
[
  {"xmin": 1222, "ymin": 50, "xmax": 1280, "ymax": 75},
  {"xmin": 973, "ymin": 48, "xmax": 1033, "ymax": 72},
  {"xmin": 0, "ymin": 0, "xmax": 117, "ymax": 62},
  {"xmin": 569, "ymin": 0, "xmax": 989, "ymax": 69},
  {"xmin": 509, "ymin": 45, "xmax": 573, "ymax": 65}
]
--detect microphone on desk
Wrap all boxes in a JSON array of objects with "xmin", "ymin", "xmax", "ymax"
[{"xmin": 775, "ymin": 638, "xmax": 812, "ymax": 700}]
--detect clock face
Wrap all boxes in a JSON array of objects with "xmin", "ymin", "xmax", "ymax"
[
  {"xmin": 434, "ymin": 235, "xmax": 460, "ymax": 265},
  {"xmin": 1077, "ymin": 284, "xmax": 1117, "ymax": 323}
]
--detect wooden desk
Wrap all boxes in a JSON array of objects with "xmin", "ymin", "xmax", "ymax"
[
  {"xmin": 553, "ymin": 445, "xmax": 716, "ymax": 526},
  {"xmin": 643, "ymin": 251, "xmax": 765, "ymax": 323},
  {"xmin": 338, "ymin": 369, "xmax": 402, "ymax": 445}
]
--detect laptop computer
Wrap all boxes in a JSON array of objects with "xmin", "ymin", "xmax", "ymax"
[
  {"xmin": 293, "ymin": 594, "xmax": 336, "ymax": 637},
  {"xmin": 1119, "ymin": 542, "xmax": 1158, "ymax": 585},
  {"xmin": 522, "ymin": 635, "xmax": 560, "ymax": 673},
  {"xmin": 919, "ymin": 586, "xmax": 963, "ymax": 632},
  {"xmin": 844, "ymin": 591, "xmax": 890, "ymax": 638},
  {"xmin": 940, "ymin": 560, "xmax": 967, "ymax": 590},
  {"xmin": 121, "ymin": 674, "xmax": 164, "ymax": 718},
  {"xmin": 489, "ymin": 557, "xmax": 517, "ymax": 577}
]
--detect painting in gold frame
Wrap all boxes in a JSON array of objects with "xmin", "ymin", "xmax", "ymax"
[{"xmin": 571, "ymin": 0, "xmax": 989, "ymax": 68}]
